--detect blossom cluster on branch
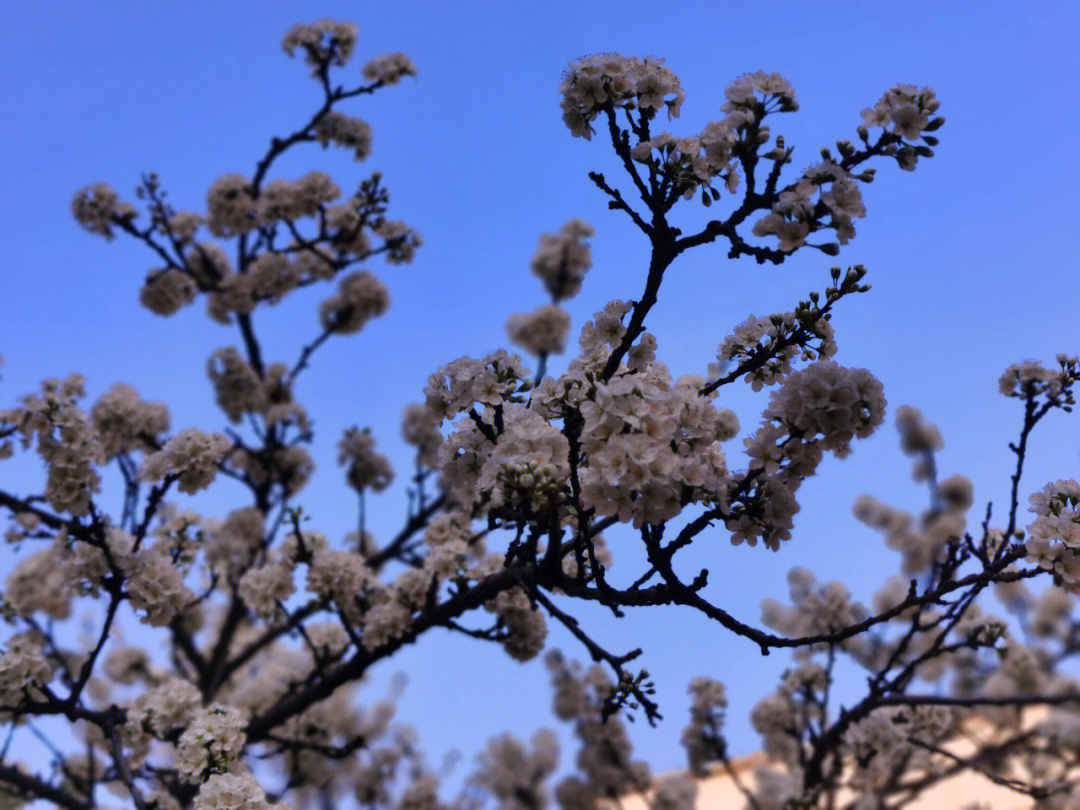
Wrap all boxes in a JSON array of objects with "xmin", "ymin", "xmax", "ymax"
[{"xmin": 2, "ymin": 17, "xmax": 1079, "ymax": 810}]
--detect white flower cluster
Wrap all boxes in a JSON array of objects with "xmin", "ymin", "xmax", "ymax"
[
  {"xmin": 998, "ymin": 354, "xmax": 1079, "ymax": 400},
  {"xmin": 735, "ymin": 362, "xmax": 883, "ymax": 552},
  {"xmin": 723, "ymin": 472, "xmax": 801, "ymax": 549},
  {"xmin": 758, "ymin": 360, "xmax": 886, "ymax": 460},
  {"xmin": 206, "ymin": 174, "xmax": 259, "ymax": 238},
  {"xmin": 90, "ymin": 382, "xmax": 169, "ymax": 460},
  {"xmin": 1026, "ymin": 587, "xmax": 1073, "ymax": 639},
  {"xmin": 187, "ymin": 242, "xmax": 232, "ymax": 286},
  {"xmin": 282, "ymin": 19, "xmax": 358, "ymax": 74},
  {"xmin": 395, "ymin": 773, "xmax": 442, "ymax": 810},
  {"xmin": 628, "ymin": 72, "xmax": 800, "ymax": 209},
  {"xmin": 894, "ymin": 404, "xmax": 945, "ymax": 480},
  {"xmin": 423, "ymin": 510, "xmax": 471, "ymax": 549},
  {"xmin": 750, "ymin": 663, "xmax": 827, "ymax": 768},
  {"xmin": 71, "ymin": 182, "xmax": 136, "ymax": 239},
  {"xmin": 631, "ymin": 133, "xmax": 728, "ymax": 201},
  {"xmin": 862, "ymin": 84, "xmax": 940, "ymax": 139},
  {"xmin": 843, "ymin": 705, "xmax": 954, "ymax": 792},
  {"xmin": 474, "ymin": 405, "xmax": 570, "ymax": 516},
  {"xmin": 306, "ymin": 547, "xmax": 371, "ymax": 624},
  {"xmin": 3, "ymin": 510, "xmax": 39, "ymax": 545},
  {"xmin": 375, "ymin": 219, "xmax": 423, "ymax": 264},
  {"xmin": 366, "ymin": 564, "xmax": 459, "ymax": 651},
  {"xmin": 485, "ymin": 587, "xmax": 548, "ymax": 662},
  {"xmin": 225, "ymin": 442, "xmax": 313, "ymax": 498},
  {"xmin": 103, "ymin": 646, "xmax": 149, "ymax": 684},
  {"xmin": 258, "ymin": 172, "xmax": 342, "ymax": 225},
  {"xmin": 648, "ymin": 774, "xmax": 697, "ymax": 810},
  {"xmin": 205, "ymin": 507, "xmax": 265, "ymax": 580},
  {"xmin": 853, "ymin": 485, "xmax": 971, "ymax": 576},
  {"xmin": 318, "ymin": 270, "xmax": 390, "ymax": 334},
  {"xmin": 433, "ymin": 418, "xmax": 489, "ymax": 504},
  {"xmin": 1026, "ymin": 480, "xmax": 1080, "ymax": 586},
  {"xmin": 506, "ymin": 304, "xmax": 571, "ymax": 356},
  {"xmin": 139, "ymin": 427, "xmax": 231, "ymax": 493},
  {"xmin": 66, "ymin": 526, "xmax": 137, "ymax": 593},
  {"xmin": 544, "ymin": 651, "xmax": 651, "ymax": 809},
  {"xmin": 206, "ymin": 171, "xmax": 342, "ymax": 240},
  {"xmin": 176, "ymin": 704, "xmax": 247, "ymax": 782},
  {"xmin": 238, "ymin": 558, "xmax": 295, "ymax": 619},
  {"xmin": 1038, "ymin": 709, "xmax": 1080, "ymax": 754},
  {"xmin": 206, "ymin": 246, "xmax": 336, "ymax": 321},
  {"xmin": 324, "ymin": 201, "xmax": 371, "ymax": 258},
  {"xmin": 717, "ymin": 309, "xmax": 837, "ymax": 391},
  {"xmin": 752, "ymin": 161, "xmax": 867, "ymax": 251},
  {"xmin": 680, "ymin": 677, "xmax": 727, "ymax": 775},
  {"xmin": 126, "ymin": 675, "xmax": 202, "ymax": 741},
  {"xmin": 193, "ymin": 772, "xmax": 280, "ymax": 810},
  {"xmin": 1, "ymin": 374, "xmax": 104, "ymax": 516},
  {"xmin": 123, "ymin": 546, "xmax": 196, "ymax": 626},
  {"xmin": 417, "ymin": 512, "xmax": 474, "ymax": 582},
  {"xmin": 313, "ymin": 111, "xmax": 373, "ymax": 161},
  {"xmin": 5, "ymin": 539, "xmax": 76, "ymax": 619},
  {"xmin": 208, "ymin": 349, "xmax": 267, "ymax": 423},
  {"xmin": 140, "ymin": 268, "xmax": 198, "ymax": 315},
  {"xmin": 206, "ymin": 272, "xmax": 259, "ymax": 324},
  {"xmin": 363, "ymin": 52, "xmax": 416, "ymax": 85},
  {"xmin": 506, "ymin": 219, "xmax": 595, "ymax": 372},
  {"xmin": 359, "ymin": 591, "xmax": 413, "ymax": 650},
  {"xmin": 626, "ymin": 72, "xmax": 801, "ymax": 208},
  {"xmin": 577, "ymin": 363, "xmax": 734, "ymax": 528},
  {"xmin": 425, "ymin": 350, "xmax": 531, "ymax": 421},
  {"xmin": 575, "ymin": 299, "xmax": 633, "ymax": 360},
  {"xmin": 167, "ymin": 210, "xmax": 203, "ymax": 242},
  {"xmin": 0, "ymin": 636, "xmax": 51, "ymax": 706},
  {"xmin": 337, "ymin": 427, "xmax": 394, "ymax": 492},
  {"xmin": 472, "ymin": 730, "xmax": 559, "ymax": 810},
  {"xmin": 743, "ymin": 767, "xmax": 801, "ymax": 810},
  {"xmin": 400, "ymin": 404, "xmax": 442, "ymax": 468},
  {"xmin": 290, "ymin": 242, "xmax": 337, "ymax": 282},
  {"xmin": 760, "ymin": 567, "xmax": 868, "ymax": 649},
  {"xmin": 559, "ymin": 54, "xmax": 684, "ymax": 139},
  {"xmin": 725, "ymin": 71, "xmax": 798, "ymax": 113},
  {"xmin": 979, "ymin": 643, "xmax": 1048, "ymax": 716},
  {"xmin": 530, "ymin": 219, "xmax": 595, "ymax": 301},
  {"xmin": 305, "ymin": 621, "xmax": 351, "ymax": 661}
]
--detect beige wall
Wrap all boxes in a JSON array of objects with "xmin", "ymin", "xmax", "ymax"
[{"xmin": 619, "ymin": 748, "xmax": 1034, "ymax": 810}]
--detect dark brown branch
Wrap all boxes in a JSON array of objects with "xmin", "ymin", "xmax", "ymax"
[{"xmin": 0, "ymin": 763, "xmax": 89, "ymax": 810}]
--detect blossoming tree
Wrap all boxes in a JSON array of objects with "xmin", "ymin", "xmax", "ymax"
[{"xmin": 2, "ymin": 18, "xmax": 1079, "ymax": 810}]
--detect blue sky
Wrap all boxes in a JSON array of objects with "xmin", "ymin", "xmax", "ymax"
[{"xmin": 2, "ymin": 0, "xmax": 1078, "ymax": 787}]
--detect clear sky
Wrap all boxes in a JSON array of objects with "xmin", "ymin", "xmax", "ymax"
[{"xmin": 2, "ymin": 0, "xmax": 1078, "ymax": 788}]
